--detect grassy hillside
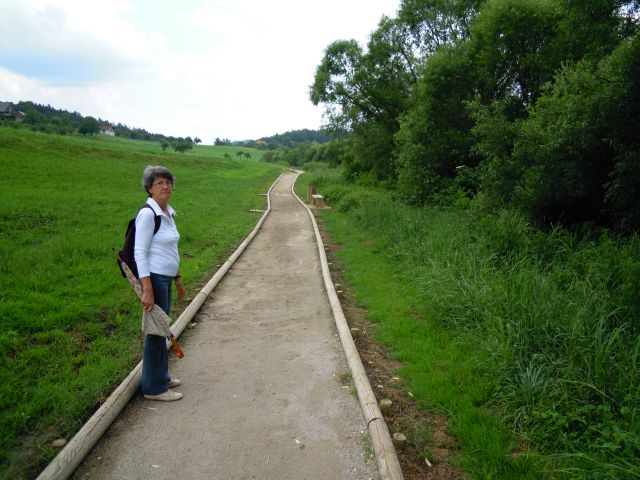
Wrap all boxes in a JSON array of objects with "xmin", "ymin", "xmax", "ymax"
[{"xmin": 0, "ymin": 127, "xmax": 284, "ymax": 478}]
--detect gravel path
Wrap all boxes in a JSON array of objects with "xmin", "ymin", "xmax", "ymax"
[{"xmin": 73, "ymin": 172, "xmax": 378, "ymax": 480}]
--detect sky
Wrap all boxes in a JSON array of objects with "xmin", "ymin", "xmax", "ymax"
[{"xmin": 0, "ymin": 0, "xmax": 401, "ymax": 143}]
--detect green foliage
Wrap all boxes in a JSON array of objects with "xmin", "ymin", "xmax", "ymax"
[
  {"xmin": 264, "ymin": 139, "xmax": 355, "ymax": 169},
  {"xmin": 470, "ymin": 0, "xmax": 564, "ymax": 107},
  {"xmin": 309, "ymin": 17, "xmax": 416, "ymax": 180},
  {"xmin": 395, "ymin": 44, "xmax": 477, "ymax": 203},
  {"xmin": 0, "ymin": 127, "xmax": 282, "ymax": 478},
  {"xmin": 78, "ymin": 116, "xmax": 99, "ymax": 135},
  {"xmin": 312, "ymin": 170, "xmax": 640, "ymax": 478},
  {"xmin": 9, "ymin": 101, "xmax": 198, "ymax": 142},
  {"xmin": 172, "ymin": 139, "xmax": 193, "ymax": 152},
  {"xmin": 306, "ymin": 2, "xmax": 640, "ymax": 476},
  {"xmin": 556, "ymin": 0, "xmax": 635, "ymax": 60},
  {"xmin": 18, "ymin": 102, "xmax": 82, "ymax": 135},
  {"xmin": 478, "ymin": 32, "xmax": 640, "ymax": 229},
  {"xmin": 347, "ymin": 122, "xmax": 397, "ymax": 181},
  {"xmin": 312, "ymin": 0, "xmax": 640, "ymax": 232},
  {"xmin": 314, "ymin": 187, "xmax": 544, "ymax": 478},
  {"xmin": 397, "ymin": 0, "xmax": 485, "ymax": 51},
  {"xmin": 255, "ymin": 129, "xmax": 331, "ymax": 150}
]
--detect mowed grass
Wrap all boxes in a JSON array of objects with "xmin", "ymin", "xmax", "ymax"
[
  {"xmin": 296, "ymin": 165, "xmax": 640, "ymax": 479},
  {"xmin": 0, "ymin": 127, "xmax": 284, "ymax": 478}
]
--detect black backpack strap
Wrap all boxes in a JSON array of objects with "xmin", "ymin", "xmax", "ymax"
[{"xmin": 140, "ymin": 204, "xmax": 161, "ymax": 235}]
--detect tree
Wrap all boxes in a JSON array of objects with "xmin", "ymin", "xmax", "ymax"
[
  {"xmin": 78, "ymin": 116, "xmax": 99, "ymax": 135},
  {"xmin": 397, "ymin": 0, "xmax": 485, "ymax": 55},
  {"xmin": 172, "ymin": 139, "xmax": 193, "ymax": 152},
  {"xmin": 469, "ymin": 0, "xmax": 564, "ymax": 109},
  {"xmin": 23, "ymin": 108, "xmax": 45, "ymax": 127},
  {"xmin": 469, "ymin": 0, "xmax": 640, "ymax": 228},
  {"xmin": 309, "ymin": 32, "xmax": 413, "ymax": 180},
  {"xmin": 309, "ymin": 2, "xmax": 486, "ymax": 182},
  {"xmin": 395, "ymin": 44, "xmax": 478, "ymax": 202},
  {"xmin": 502, "ymin": 32, "xmax": 640, "ymax": 229}
]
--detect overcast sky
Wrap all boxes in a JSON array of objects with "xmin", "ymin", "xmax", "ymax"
[{"xmin": 0, "ymin": 0, "xmax": 400, "ymax": 142}]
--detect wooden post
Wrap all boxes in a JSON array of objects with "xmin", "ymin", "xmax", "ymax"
[
  {"xmin": 311, "ymin": 194, "xmax": 326, "ymax": 208},
  {"xmin": 307, "ymin": 185, "xmax": 316, "ymax": 204}
]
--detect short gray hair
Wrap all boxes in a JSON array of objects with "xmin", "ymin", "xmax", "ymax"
[{"xmin": 142, "ymin": 165, "xmax": 174, "ymax": 195}]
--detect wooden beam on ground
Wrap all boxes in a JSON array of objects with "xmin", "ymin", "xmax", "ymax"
[{"xmin": 291, "ymin": 174, "xmax": 404, "ymax": 480}]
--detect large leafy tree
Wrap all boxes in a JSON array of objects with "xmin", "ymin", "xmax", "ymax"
[
  {"xmin": 78, "ymin": 116, "xmax": 99, "ymax": 136},
  {"xmin": 391, "ymin": 0, "xmax": 488, "ymax": 202},
  {"xmin": 472, "ymin": 0, "xmax": 640, "ymax": 228},
  {"xmin": 311, "ymin": 10, "xmax": 443, "ymax": 180},
  {"xmin": 309, "ymin": 33, "xmax": 410, "ymax": 135},
  {"xmin": 395, "ymin": 45, "xmax": 478, "ymax": 202},
  {"xmin": 310, "ymin": 35, "xmax": 409, "ymax": 179},
  {"xmin": 506, "ymin": 32, "xmax": 640, "ymax": 228},
  {"xmin": 397, "ymin": 0, "xmax": 485, "ymax": 55}
]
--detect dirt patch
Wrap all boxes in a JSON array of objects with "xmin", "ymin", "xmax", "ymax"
[{"xmin": 316, "ymin": 214, "xmax": 467, "ymax": 480}]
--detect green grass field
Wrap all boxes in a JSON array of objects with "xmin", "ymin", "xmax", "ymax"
[
  {"xmin": 296, "ymin": 164, "xmax": 640, "ymax": 480},
  {"xmin": 0, "ymin": 127, "xmax": 284, "ymax": 478}
]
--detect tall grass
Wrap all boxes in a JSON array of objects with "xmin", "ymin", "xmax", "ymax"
[
  {"xmin": 301, "ymin": 168, "xmax": 640, "ymax": 479},
  {"xmin": 0, "ymin": 127, "xmax": 283, "ymax": 478}
]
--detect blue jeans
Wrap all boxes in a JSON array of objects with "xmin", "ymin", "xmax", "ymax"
[{"xmin": 141, "ymin": 273, "xmax": 174, "ymax": 395}]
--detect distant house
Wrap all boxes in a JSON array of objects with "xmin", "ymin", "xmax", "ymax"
[
  {"xmin": 0, "ymin": 101, "xmax": 16, "ymax": 118},
  {"xmin": 99, "ymin": 125, "xmax": 115, "ymax": 136}
]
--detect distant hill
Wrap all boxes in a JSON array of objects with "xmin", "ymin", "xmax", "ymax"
[
  {"xmin": 258, "ymin": 129, "xmax": 331, "ymax": 149},
  {"xmin": 225, "ymin": 129, "xmax": 332, "ymax": 150},
  {"xmin": 2, "ymin": 101, "xmax": 197, "ymax": 143},
  {"xmin": 2, "ymin": 100, "xmax": 329, "ymax": 149}
]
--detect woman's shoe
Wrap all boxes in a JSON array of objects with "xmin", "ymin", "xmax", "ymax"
[
  {"xmin": 168, "ymin": 378, "xmax": 181, "ymax": 388},
  {"xmin": 144, "ymin": 389, "xmax": 183, "ymax": 401}
]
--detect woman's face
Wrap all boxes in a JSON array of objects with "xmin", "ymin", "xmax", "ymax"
[{"xmin": 149, "ymin": 176, "xmax": 173, "ymax": 203}]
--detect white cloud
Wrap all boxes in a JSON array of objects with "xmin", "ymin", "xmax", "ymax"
[{"xmin": 0, "ymin": 0, "xmax": 400, "ymax": 141}]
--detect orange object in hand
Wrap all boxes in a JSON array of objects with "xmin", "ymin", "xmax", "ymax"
[{"xmin": 170, "ymin": 337, "xmax": 184, "ymax": 359}]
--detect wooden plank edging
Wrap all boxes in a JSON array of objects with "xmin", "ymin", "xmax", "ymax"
[
  {"xmin": 36, "ymin": 172, "xmax": 287, "ymax": 480},
  {"xmin": 290, "ymin": 172, "xmax": 405, "ymax": 480}
]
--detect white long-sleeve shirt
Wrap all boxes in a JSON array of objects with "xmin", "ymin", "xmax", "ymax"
[{"xmin": 133, "ymin": 198, "xmax": 180, "ymax": 278}]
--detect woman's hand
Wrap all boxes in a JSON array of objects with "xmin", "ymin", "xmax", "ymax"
[
  {"xmin": 140, "ymin": 276, "xmax": 154, "ymax": 311},
  {"xmin": 175, "ymin": 277, "xmax": 186, "ymax": 301}
]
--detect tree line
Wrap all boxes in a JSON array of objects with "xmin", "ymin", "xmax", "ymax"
[
  {"xmin": 262, "ymin": 139, "xmax": 353, "ymax": 166},
  {"xmin": 257, "ymin": 129, "xmax": 332, "ymax": 150},
  {"xmin": 307, "ymin": 0, "xmax": 639, "ymax": 233},
  {"xmin": 1, "ymin": 101, "xmax": 201, "ymax": 151},
  {"xmin": 215, "ymin": 129, "xmax": 332, "ymax": 150}
]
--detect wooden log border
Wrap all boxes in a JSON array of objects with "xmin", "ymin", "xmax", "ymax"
[
  {"xmin": 37, "ymin": 172, "xmax": 287, "ymax": 480},
  {"xmin": 290, "ymin": 172, "xmax": 405, "ymax": 480}
]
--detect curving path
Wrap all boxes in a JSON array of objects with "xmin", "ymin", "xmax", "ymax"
[{"xmin": 73, "ymin": 172, "xmax": 378, "ymax": 480}]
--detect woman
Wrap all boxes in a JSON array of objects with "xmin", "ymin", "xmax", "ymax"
[{"xmin": 135, "ymin": 165, "xmax": 186, "ymax": 402}]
